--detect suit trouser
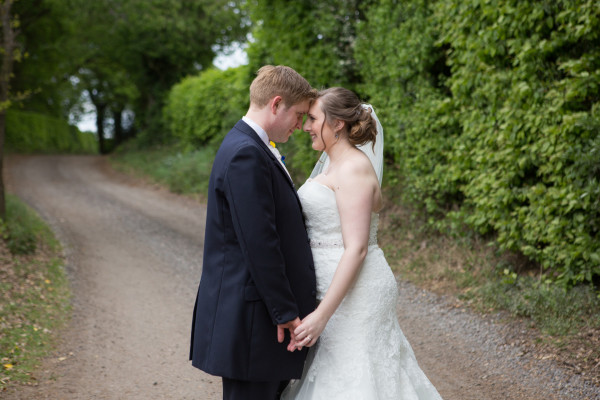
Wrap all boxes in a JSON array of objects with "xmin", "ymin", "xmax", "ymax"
[{"xmin": 222, "ymin": 377, "xmax": 290, "ymax": 400}]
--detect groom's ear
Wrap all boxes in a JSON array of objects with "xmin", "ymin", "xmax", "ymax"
[{"xmin": 270, "ymin": 96, "xmax": 283, "ymax": 114}]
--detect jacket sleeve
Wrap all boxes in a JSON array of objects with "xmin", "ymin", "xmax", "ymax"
[{"xmin": 224, "ymin": 143, "xmax": 299, "ymax": 325}]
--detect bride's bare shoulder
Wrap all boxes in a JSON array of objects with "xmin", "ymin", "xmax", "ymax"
[{"xmin": 339, "ymin": 150, "xmax": 378, "ymax": 180}]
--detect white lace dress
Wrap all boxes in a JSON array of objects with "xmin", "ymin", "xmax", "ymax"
[{"xmin": 281, "ymin": 179, "xmax": 443, "ymax": 400}]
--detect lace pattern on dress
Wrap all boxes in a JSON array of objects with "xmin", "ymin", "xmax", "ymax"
[{"xmin": 309, "ymin": 237, "xmax": 378, "ymax": 248}]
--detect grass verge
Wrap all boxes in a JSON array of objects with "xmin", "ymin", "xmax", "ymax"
[
  {"xmin": 110, "ymin": 142, "xmax": 218, "ymax": 199},
  {"xmin": 0, "ymin": 195, "xmax": 71, "ymax": 391}
]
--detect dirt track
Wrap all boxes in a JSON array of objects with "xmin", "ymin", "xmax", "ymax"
[{"xmin": 4, "ymin": 155, "xmax": 599, "ymax": 400}]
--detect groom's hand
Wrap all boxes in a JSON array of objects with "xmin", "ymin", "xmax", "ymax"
[{"xmin": 277, "ymin": 317, "xmax": 301, "ymax": 348}]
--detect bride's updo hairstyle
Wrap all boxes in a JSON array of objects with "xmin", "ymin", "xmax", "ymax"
[{"xmin": 317, "ymin": 87, "xmax": 377, "ymax": 148}]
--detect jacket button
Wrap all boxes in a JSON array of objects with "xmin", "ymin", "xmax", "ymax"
[{"xmin": 311, "ymin": 290, "xmax": 317, "ymax": 296}]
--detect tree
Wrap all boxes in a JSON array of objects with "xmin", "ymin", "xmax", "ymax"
[
  {"xmin": 10, "ymin": 0, "xmax": 81, "ymax": 118},
  {"xmin": 67, "ymin": 0, "xmax": 248, "ymax": 147},
  {"xmin": 0, "ymin": 0, "xmax": 20, "ymax": 219},
  {"xmin": 246, "ymin": 0, "xmax": 374, "ymax": 89}
]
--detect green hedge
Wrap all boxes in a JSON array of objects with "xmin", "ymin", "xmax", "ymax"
[
  {"xmin": 435, "ymin": 0, "xmax": 600, "ymax": 285},
  {"xmin": 163, "ymin": 66, "xmax": 250, "ymax": 149},
  {"xmin": 5, "ymin": 109, "xmax": 97, "ymax": 154},
  {"xmin": 356, "ymin": 0, "xmax": 600, "ymax": 285}
]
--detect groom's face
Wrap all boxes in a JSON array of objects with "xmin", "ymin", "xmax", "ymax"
[{"xmin": 269, "ymin": 99, "xmax": 310, "ymax": 143}]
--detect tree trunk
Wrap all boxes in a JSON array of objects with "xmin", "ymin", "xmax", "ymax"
[
  {"xmin": 0, "ymin": 110, "xmax": 6, "ymax": 220},
  {"xmin": 96, "ymin": 102, "xmax": 106, "ymax": 154},
  {"xmin": 88, "ymin": 87, "xmax": 107, "ymax": 155},
  {"xmin": 112, "ymin": 106, "xmax": 124, "ymax": 146},
  {"xmin": 0, "ymin": 0, "xmax": 16, "ymax": 220}
]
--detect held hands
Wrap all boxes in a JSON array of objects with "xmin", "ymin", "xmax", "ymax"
[
  {"xmin": 277, "ymin": 317, "xmax": 301, "ymax": 351},
  {"xmin": 288, "ymin": 310, "xmax": 328, "ymax": 352}
]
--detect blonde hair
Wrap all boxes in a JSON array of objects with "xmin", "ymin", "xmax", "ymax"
[{"xmin": 249, "ymin": 65, "xmax": 316, "ymax": 108}]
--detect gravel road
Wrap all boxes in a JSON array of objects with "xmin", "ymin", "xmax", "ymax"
[{"xmin": 4, "ymin": 155, "xmax": 599, "ymax": 400}]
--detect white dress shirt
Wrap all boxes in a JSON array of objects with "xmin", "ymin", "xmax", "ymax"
[{"xmin": 242, "ymin": 116, "xmax": 291, "ymax": 179}]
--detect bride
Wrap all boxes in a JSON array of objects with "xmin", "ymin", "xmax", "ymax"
[{"xmin": 281, "ymin": 87, "xmax": 443, "ymax": 399}]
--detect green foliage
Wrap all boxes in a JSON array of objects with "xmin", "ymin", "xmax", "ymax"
[
  {"xmin": 5, "ymin": 109, "xmax": 97, "ymax": 154},
  {"xmin": 353, "ymin": 0, "xmax": 600, "ymax": 286},
  {"xmin": 475, "ymin": 276, "xmax": 600, "ymax": 337},
  {"xmin": 163, "ymin": 66, "xmax": 249, "ymax": 149},
  {"xmin": 111, "ymin": 142, "xmax": 221, "ymax": 197},
  {"xmin": 355, "ymin": 0, "xmax": 459, "ymax": 211},
  {"xmin": 1, "ymin": 220, "xmax": 36, "ymax": 256},
  {"xmin": 10, "ymin": 0, "xmax": 81, "ymax": 118},
  {"xmin": 0, "ymin": 195, "xmax": 59, "ymax": 255},
  {"xmin": 246, "ymin": 0, "xmax": 373, "ymax": 90},
  {"xmin": 432, "ymin": 0, "xmax": 600, "ymax": 285},
  {"xmin": 277, "ymin": 129, "xmax": 321, "ymax": 185},
  {"xmin": 67, "ymin": 0, "xmax": 249, "ymax": 143}
]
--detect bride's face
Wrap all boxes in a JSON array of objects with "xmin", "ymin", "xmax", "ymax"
[{"xmin": 303, "ymin": 99, "xmax": 335, "ymax": 152}]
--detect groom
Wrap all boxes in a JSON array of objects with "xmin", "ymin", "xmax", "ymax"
[{"xmin": 190, "ymin": 65, "xmax": 317, "ymax": 400}]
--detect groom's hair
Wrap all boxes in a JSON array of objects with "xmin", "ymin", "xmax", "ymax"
[{"xmin": 250, "ymin": 65, "xmax": 316, "ymax": 109}]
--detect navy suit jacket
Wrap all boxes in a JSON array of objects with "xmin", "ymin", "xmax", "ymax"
[{"xmin": 190, "ymin": 120, "xmax": 317, "ymax": 381}]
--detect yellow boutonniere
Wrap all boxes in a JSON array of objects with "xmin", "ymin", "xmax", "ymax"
[{"xmin": 269, "ymin": 141, "xmax": 286, "ymax": 165}]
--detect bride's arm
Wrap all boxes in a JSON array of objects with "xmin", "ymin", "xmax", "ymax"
[{"xmin": 292, "ymin": 159, "xmax": 378, "ymax": 349}]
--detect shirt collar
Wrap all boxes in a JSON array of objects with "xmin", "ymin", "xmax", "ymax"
[{"xmin": 242, "ymin": 116, "xmax": 270, "ymax": 147}]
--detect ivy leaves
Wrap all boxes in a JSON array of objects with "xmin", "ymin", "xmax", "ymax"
[{"xmin": 355, "ymin": 0, "xmax": 600, "ymax": 286}]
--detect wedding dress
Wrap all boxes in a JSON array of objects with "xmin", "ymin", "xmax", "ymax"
[{"xmin": 281, "ymin": 178, "xmax": 443, "ymax": 400}]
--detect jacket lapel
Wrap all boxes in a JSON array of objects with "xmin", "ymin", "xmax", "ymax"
[{"xmin": 234, "ymin": 120, "xmax": 297, "ymax": 191}]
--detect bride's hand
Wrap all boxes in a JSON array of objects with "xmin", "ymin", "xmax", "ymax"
[{"xmin": 292, "ymin": 310, "xmax": 327, "ymax": 350}]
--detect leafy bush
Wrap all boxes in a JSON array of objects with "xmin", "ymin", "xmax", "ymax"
[
  {"xmin": 0, "ymin": 195, "xmax": 60, "ymax": 256},
  {"xmin": 0, "ymin": 196, "xmax": 54, "ymax": 255},
  {"xmin": 5, "ymin": 109, "xmax": 97, "ymax": 154},
  {"xmin": 163, "ymin": 66, "xmax": 249, "ymax": 150},
  {"xmin": 245, "ymin": 0, "xmax": 370, "ymax": 90},
  {"xmin": 1, "ymin": 221, "xmax": 36, "ymax": 255},
  {"xmin": 354, "ymin": 0, "xmax": 600, "ymax": 286},
  {"xmin": 355, "ymin": 0, "xmax": 461, "ymax": 212},
  {"xmin": 434, "ymin": 0, "xmax": 600, "ymax": 285}
]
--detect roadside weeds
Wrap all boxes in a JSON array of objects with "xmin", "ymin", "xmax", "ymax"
[{"xmin": 0, "ymin": 196, "xmax": 71, "ymax": 392}]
